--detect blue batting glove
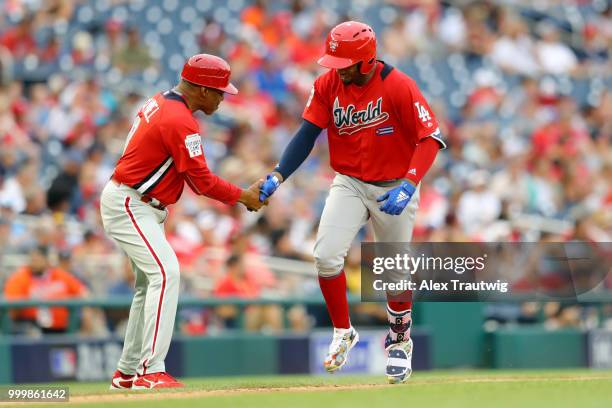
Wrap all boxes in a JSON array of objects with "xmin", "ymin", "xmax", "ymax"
[
  {"xmin": 259, "ymin": 173, "xmax": 281, "ymax": 202},
  {"xmin": 376, "ymin": 181, "xmax": 416, "ymax": 215}
]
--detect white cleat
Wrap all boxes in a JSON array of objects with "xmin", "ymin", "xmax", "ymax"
[
  {"xmin": 386, "ymin": 337, "xmax": 413, "ymax": 384},
  {"xmin": 324, "ymin": 327, "xmax": 359, "ymax": 373}
]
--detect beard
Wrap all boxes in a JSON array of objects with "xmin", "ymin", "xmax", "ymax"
[{"xmin": 31, "ymin": 267, "xmax": 45, "ymax": 276}]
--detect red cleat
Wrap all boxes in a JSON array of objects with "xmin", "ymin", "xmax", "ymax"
[
  {"xmin": 132, "ymin": 372, "xmax": 184, "ymax": 389},
  {"xmin": 109, "ymin": 370, "xmax": 136, "ymax": 390}
]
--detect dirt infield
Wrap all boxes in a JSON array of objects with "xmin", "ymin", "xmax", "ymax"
[{"xmin": 68, "ymin": 383, "xmax": 387, "ymax": 404}]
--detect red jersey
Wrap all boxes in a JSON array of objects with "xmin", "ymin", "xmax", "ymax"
[
  {"xmin": 303, "ymin": 61, "xmax": 443, "ymax": 181},
  {"xmin": 113, "ymin": 90, "xmax": 241, "ymax": 206}
]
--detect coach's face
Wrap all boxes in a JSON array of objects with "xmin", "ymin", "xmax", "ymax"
[
  {"xmin": 200, "ymin": 87, "xmax": 224, "ymax": 115},
  {"xmin": 337, "ymin": 63, "xmax": 360, "ymax": 85}
]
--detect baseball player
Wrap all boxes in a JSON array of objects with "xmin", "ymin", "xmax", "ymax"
[
  {"xmin": 259, "ymin": 21, "xmax": 445, "ymax": 383},
  {"xmin": 101, "ymin": 54, "xmax": 265, "ymax": 389}
]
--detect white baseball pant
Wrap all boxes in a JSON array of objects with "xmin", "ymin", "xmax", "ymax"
[
  {"xmin": 314, "ymin": 173, "xmax": 420, "ymax": 280},
  {"xmin": 100, "ymin": 180, "xmax": 179, "ymax": 375}
]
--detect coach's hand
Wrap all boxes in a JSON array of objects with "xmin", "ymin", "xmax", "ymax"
[
  {"xmin": 377, "ymin": 181, "xmax": 416, "ymax": 216},
  {"xmin": 259, "ymin": 172, "xmax": 283, "ymax": 202},
  {"xmin": 240, "ymin": 180, "xmax": 269, "ymax": 211}
]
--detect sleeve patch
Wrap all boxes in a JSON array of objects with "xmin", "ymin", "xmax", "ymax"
[
  {"xmin": 428, "ymin": 127, "xmax": 447, "ymax": 149},
  {"xmin": 185, "ymin": 133, "xmax": 203, "ymax": 158}
]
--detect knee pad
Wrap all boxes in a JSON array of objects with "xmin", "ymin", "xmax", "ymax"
[
  {"xmin": 314, "ymin": 250, "xmax": 344, "ymax": 278},
  {"xmin": 314, "ymin": 229, "xmax": 352, "ymax": 278}
]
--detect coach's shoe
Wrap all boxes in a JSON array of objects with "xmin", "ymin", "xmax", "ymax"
[
  {"xmin": 132, "ymin": 372, "xmax": 184, "ymax": 389},
  {"xmin": 109, "ymin": 370, "xmax": 136, "ymax": 390},
  {"xmin": 385, "ymin": 336, "xmax": 413, "ymax": 384},
  {"xmin": 324, "ymin": 327, "xmax": 359, "ymax": 373}
]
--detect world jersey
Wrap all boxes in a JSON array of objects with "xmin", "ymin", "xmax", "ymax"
[
  {"xmin": 113, "ymin": 90, "xmax": 241, "ymax": 206},
  {"xmin": 302, "ymin": 61, "xmax": 442, "ymax": 181}
]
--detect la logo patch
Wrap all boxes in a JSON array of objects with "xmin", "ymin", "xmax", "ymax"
[{"xmin": 329, "ymin": 40, "xmax": 338, "ymax": 52}]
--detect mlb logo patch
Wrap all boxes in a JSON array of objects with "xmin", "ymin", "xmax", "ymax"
[
  {"xmin": 376, "ymin": 126, "xmax": 394, "ymax": 136},
  {"xmin": 185, "ymin": 133, "xmax": 203, "ymax": 158}
]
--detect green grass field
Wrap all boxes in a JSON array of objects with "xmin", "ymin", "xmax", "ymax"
[{"xmin": 4, "ymin": 370, "xmax": 612, "ymax": 408}]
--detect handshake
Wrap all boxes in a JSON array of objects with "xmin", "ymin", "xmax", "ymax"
[
  {"xmin": 236, "ymin": 172, "xmax": 283, "ymax": 212},
  {"xmin": 240, "ymin": 171, "xmax": 418, "ymax": 216}
]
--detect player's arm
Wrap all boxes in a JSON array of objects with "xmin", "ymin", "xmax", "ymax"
[
  {"xmin": 402, "ymin": 78, "xmax": 446, "ymax": 186},
  {"xmin": 259, "ymin": 79, "xmax": 329, "ymax": 202},
  {"xmin": 276, "ymin": 119, "xmax": 323, "ymax": 180},
  {"xmin": 403, "ymin": 136, "xmax": 442, "ymax": 187},
  {"xmin": 184, "ymin": 155, "xmax": 264, "ymax": 210},
  {"xmin": 163, "ymin": 121, "xmax": 263, "ymax": 210},
  {"xmin": 378, "ymin": 80, "xmax": 445, "ymax": 215},
  {"xmin": 260, "ymin": 119, "xmax": 322, "ymax": 190},
  {"xmin": 377, "ymin": 136, "xmax": 443, "ymax": 215}
]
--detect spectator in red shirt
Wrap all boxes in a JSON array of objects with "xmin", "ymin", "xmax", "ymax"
[
  {"xmin": 213, "ymin": 253, "xmax": 281, "ymax": 332},
  {"xmin": 214, "ymin": 253, "xmax": 259, "ymax": 298}
]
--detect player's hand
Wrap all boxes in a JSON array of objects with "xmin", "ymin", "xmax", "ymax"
[
  {"xmin": 376, "ymin": 181, "xmax": 416, "ymax": 216},
  {"xmin": 240, "ymin": 180, "xmax": 269, "ymax": 211},
  {"xmin": 259, "ymin": 172, "xmax": 283, "ymax": 202}
]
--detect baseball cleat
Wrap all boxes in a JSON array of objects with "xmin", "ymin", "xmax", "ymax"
[
  {"xmin": 132, "ymin": 372, "xmax": 184, "ymax": 389},
  {"xmin": 324, "ymin": 327, "xmax": 359, "ymax": 373},
  {"xmin": 385, "ymin": 336, "xmax": 413, "ymax": 384},
  {"xmin": 109, "ymin": 370, "xmax": 136, "ymax": 390}
]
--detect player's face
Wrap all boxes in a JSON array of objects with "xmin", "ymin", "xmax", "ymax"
[
  {"xmin": 200, "ymin": 87, "xmax": 224, "ymax": 115},
  {"xmin": 336, "ymin": 63, "xmax": 360, "ymax": 85}
]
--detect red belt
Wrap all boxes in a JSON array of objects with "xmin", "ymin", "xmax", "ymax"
[{"xmin": 111, "ymin": 176, "xmax": 166, "ymax": 210}]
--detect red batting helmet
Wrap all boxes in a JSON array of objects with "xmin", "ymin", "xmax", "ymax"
[
  {"xmin": 318, "ymin": 21, "xmax": 377, "ymax": 75},
  {"xmin": 181, "ymin": 54, "xmax": 238, "ymax": 95}
]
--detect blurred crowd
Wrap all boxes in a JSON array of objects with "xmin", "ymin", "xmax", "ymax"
[{"xmin": 0, "ymin": 0, "xmax": 610, "ymax": 335}]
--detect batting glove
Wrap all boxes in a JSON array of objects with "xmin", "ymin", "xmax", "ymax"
[
  {"xmin": 377, "ymin": 181, "xmax": 416, "ymax": 216},
  {"xmin": 259, "ymin": 173, "xmax": 281, "ymax": 202}
]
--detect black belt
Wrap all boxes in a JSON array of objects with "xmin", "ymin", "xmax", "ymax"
[
  {"xmin": 139, "ymin": 194, "xmax": 166, "ymax": 210},
  {"xmin": 111, "ymin": 176, "xmax": 166, "ymax": 210},
  {"xmin": 360, "ymin": 178, "xmax": 403, "ymax": 187}
]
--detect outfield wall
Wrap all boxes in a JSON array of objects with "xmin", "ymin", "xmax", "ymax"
[
  {"xmin": 1, "ymin": 326, "xmax": 608, "ymax": 384},
  {"xmin": 0, "ymin": 330, "xmax": 431, "ymax": 384},
  {"xmin": 0, "ymin": 298, "xmax": 606, "ymax": 383}
]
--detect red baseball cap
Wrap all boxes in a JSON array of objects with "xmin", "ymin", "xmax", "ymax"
[{"xmin": 181, "ymin": 54, "xmax": 238, "ymax": 95}]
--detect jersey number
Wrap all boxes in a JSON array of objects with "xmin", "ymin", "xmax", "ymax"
[
  {"xmin": 123, "ymin": 98, "xmax": 160, "ymax": 153},
  {"xmin": 415, "ymin": 102, "xmax": 431, "ymax": 123}
]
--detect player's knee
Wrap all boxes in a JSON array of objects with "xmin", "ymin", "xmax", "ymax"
[
  {"xmin": 164, "ymin": 259, "xmax": 180, "ymax": 288},
  {"xmin": 147, "ymin": 259, "xmax": 180, "ymax": 289},
  {"xmin": 313, "ymin": 245, "xmax": 344, "ymax": 278}
]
